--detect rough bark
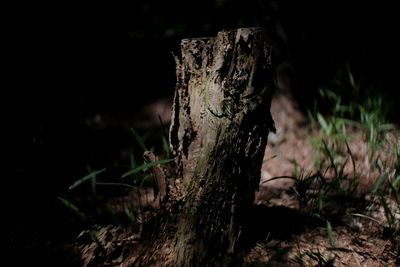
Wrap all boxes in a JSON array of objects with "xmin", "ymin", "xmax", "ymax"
[{"xmin": 169, "ymin": 28, "xmax": 275, "ymax": 266}]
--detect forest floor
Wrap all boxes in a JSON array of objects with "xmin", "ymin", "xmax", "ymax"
[
  {"xmin": 244, "ymin": 91, "xmax": 399, "ymax": 266},
  {"xmin": 56, "ymin": 87, "xmax": 399, "ymax": 266}
]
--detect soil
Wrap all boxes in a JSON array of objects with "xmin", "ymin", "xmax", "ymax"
[
  {"xmin": 7, "ymin": 86, "xmax": 398, "ymax": 266},
  {"xmin": 247, "ymin": 89, "xmax": 399, "ymax": 266}
]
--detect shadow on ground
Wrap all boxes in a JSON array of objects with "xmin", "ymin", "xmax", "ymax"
[{"xmin": 242, "ymin": 204, "xmax": 325, "ymax": 250}]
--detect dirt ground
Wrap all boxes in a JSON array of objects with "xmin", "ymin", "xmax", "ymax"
[
  {"xmin": 247, "ymin": 90, "xmax": 399, "ymax": 266},
  {"xmin": 63, "ymin": 85, "xmax": 399, "ymax": 266}
]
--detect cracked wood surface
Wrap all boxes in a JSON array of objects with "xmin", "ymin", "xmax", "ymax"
[{"xmin": 169, "ymin": 28, "xmax": 275, "ymax": 267}]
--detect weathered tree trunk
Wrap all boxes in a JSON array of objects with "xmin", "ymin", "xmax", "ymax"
[{"xmin": 169, "ymin": 28, "xmax": 275, "ymax": 266}]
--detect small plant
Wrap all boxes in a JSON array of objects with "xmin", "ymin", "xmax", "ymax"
[
  {"xmin": 68, "ymin": 168, "xmax": 106, "ymax": 195},
  {"xmin": 308, "ymin": 65, "xmax": 400, "ymax": 255},
  {"xmin": 58, "ymin": 196, "xmax": 88, "ymax": 221},
  {"xmin": 372, "ymin": 142, "xmax": 400, "ymax": 237},
  {"xmin": 58, "ymin": 127, "xmax": 174, "ymax": 226},
  {"xmin": 262, "ymin": 170, "xmax": 339, "ymax": 217},
  {"xmin": 326, "ymin": 220, "xmax": 335, "ymax": 248},
  {"xmin": 121, "ymin": 158, "xmax": 174, "ymax": 179}
]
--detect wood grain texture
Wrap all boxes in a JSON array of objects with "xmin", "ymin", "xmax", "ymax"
[{"xmin": 170, "ymin": 27, "xmax": 275, "ymax": 266}]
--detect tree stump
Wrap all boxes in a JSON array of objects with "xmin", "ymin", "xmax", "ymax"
[{"xmin": 170, "ymin": 28, "xmax": 275, "ymax": 266}]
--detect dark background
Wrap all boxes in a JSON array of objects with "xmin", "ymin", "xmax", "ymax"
[
  {"xmin": 4, "ymin": 0, "xmax": 400, "ymax": 265},
  {"xmin": 6, "ymin": 1, "xmax": 400, "ymax": 118}
]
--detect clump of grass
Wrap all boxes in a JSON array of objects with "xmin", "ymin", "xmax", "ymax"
[
  {"xmin": 256, "ymin": 62, "xmax": 399, "ymax": 266},
  {"xmin": 307, "ymin": 64, "xmax": 400, "ymax": 243},
  {"xmin": 58, "ymin": 126, "xmax": 174, "ymax": 225},
  {"xmin": 371, "ymin": 142, "xmax": 400, "ymax": 237},
  {"xmin": 262, "ymin": 167, "xmax": 356, "ymax": 218}
]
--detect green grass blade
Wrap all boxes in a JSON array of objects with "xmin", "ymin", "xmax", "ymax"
[
  {"xmin": 322, "ymin": 141, "xmax": 338, "ymax": 178},
  {"xmin": 317, "ymin": 113, "xmax": 330, "ymax": 134},
  {"xmin": 139, "ymin": 174, "xmax": 151, "ymax": 188},
  {"xmin": 345, "ymin": 140, "xmax": 356, "ymax": 178},
  {"xmin": 130, "ymin": 128, "xmax": 148, "ymax": 151},
  {"xmin": 326, "ymin": 220, "xmax": 336, "ymax": 248},
  {"xmin": 95, "ymin": 182, "xmax": 137, "ymax": 189},
  {"xmin": 124, "ymin": 206, "xmax": 137, "ymax": 223},
  {"xmin": 57, "ymin": 197, "xmax": 87, "ymax": 221},
  {"xmin": 378, "ymin": 123, "xmax": 395, "ymax": 132},
  {"xmin": 261, "ymin": 175, "xmax": 298, "ymax": 185},
  {"xmin": 162, "ymin": 135, "xmax": 171, "ymax": 158},
  {"xmin": 263, "ymin": 154, "xmax": 277, "ymax": 164},
  {"xmin": 122, "ymin": 158, "xmax": 174, "ymax": 178},
  {"xmin": 291, "ymin": 159, "xmax": 299, "ymax": 177},
  {"xmin": 130, "ymin": 153, "xmax": 138, "ymax": 169},
  {"xmin": 373, "ymin": 173, "xmax": 388, "ymax": 193},
  {"xmin": 307, "ymin": 109, "xmax": 316, "ymax": 127},
  {"xmin": 69, "ymin": 168, "xmax": 106, "ymax": 190},
  {"xmin": 388, "ymin": 181, "xmax": 400, "ymax": 205},
  {"xmin": 369, "ymin": 123, "xmax": 375, "ymax": 143},
  {"xmin": 379, "ymin": 192, "xmax": 395, "ymax": 226},
  {"xmin": 393, "ymin": 175, "xmax": 400, "ymax": 188}
]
